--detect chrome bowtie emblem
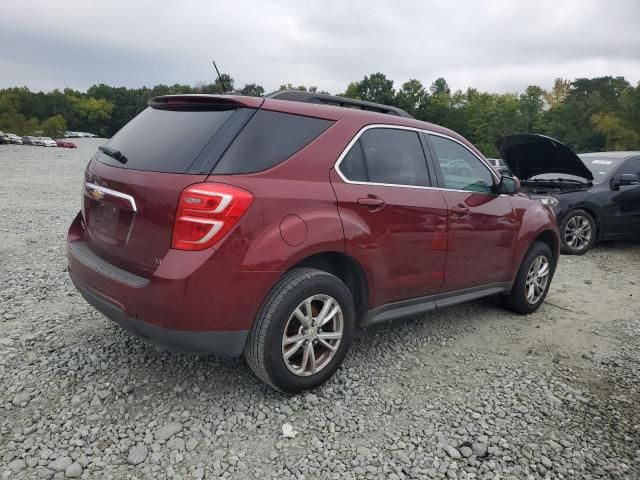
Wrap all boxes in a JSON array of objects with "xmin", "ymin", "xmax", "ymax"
[{"xmin": 90, "ymin": 189, "xmax": 105, "ymax": 201}]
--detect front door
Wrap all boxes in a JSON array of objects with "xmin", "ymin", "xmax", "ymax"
[
  {"xmin": 331, "ymin": 127, "xmax": 448, "ymax": 307},
  {"xmin": 427, "ymin": 133, "xmax": 518, "ymax": 292},
  {"xmin": 609, "ymin": 158, "xmax": 640, "ymax": 236}
]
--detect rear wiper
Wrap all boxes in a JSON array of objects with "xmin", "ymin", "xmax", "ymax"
[{"xmin": 99, "ymin": 145, "xmax": 128, "ymax": 164}]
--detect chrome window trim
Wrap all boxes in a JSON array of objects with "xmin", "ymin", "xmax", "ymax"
[
  {"xmin": 85, "ymin": 182, "xmax": 138, "ymax": 212},
  {"xmin": 333, "ymin": 124, "xmax": 501, "ymax": 194}
]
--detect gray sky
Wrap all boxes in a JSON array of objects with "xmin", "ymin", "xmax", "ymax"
[{"xmin": 1, "ymin": 0, "xmax": 639, "ymax": 94}]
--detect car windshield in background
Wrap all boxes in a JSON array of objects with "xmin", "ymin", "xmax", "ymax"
[
  {"xmin": 579, "ymin": 155, "xmax": 625, "ymax": 183},
  {"xmin": 97, "ymin": 107, "xmax": 237, "ymax": 173}
]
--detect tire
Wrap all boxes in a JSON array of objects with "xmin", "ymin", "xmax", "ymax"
[
  {"xmin": 245, "ymin": 268, "xmax": 355, "ymax": 393},
  {"xmin": 560, "ymin": 209, "xmax": 596, "ymax": 255},
  {"xmin": 502, "ymin": 241, "xmax": 555, "ymax": 315}
]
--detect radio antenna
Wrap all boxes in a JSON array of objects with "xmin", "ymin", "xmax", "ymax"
[{"xmin": 212, "ymin": 60, "xmax": 228, "ymax": 93}]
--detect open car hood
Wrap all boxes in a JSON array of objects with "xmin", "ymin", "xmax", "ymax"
[{"xmin": 496, "ymin": 134, "xmax": 594, "ymax": 181}]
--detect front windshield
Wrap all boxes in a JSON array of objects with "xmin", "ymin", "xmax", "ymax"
[{"xmin": 579, "ymin": 155, "xmax": 624, "ymax": 183}]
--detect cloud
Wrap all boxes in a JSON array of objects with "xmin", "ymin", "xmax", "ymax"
[{"xmin": 1, "ymin": 0, "xmax": 639, "ymax": 94}]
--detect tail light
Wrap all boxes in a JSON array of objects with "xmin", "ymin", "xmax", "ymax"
[{"xmin": 171, "ymin": 183, "xmax": 254, "ymax": 251}]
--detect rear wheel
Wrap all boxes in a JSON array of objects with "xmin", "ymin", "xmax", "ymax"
[
  {"xmin": 560, "ymin": 209, "xmax": 596, "ymax": 255},
  {"xmin": 502, "ymin": 241, "xmax": 555, "ymax": 315},
  {"xmin": 245, "ymin": 268, "xmax": 355, "ymax": 393}
]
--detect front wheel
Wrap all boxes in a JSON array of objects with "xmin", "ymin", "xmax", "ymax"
[
  {"xmin": 245, "ymin": 268, "xmax": 355, "ymax": 393},
  {"xmin": 502, "ymin": 241, "xmax": 555, "ymax": 315},
  {"xmin": 560, "ymin": 209, "xmax": 596, "ymax": 255}
]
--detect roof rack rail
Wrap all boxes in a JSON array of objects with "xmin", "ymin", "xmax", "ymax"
[{"xmin": 266, "ymin": 90, "xmax": 413, "ymax": 118}]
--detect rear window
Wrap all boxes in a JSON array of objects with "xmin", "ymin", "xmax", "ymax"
[
  {"xmin": 97, "ymin": 107, "xmax": 236, "ymax": 173},
  {"xmin": 212, "ymin": 110, "xmax": 333, "ymax": 174}
]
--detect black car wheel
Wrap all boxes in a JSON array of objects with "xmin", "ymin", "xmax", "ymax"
[
  {"xmin": 560, "ymin": 209, "xmax": 596, "ymax": 255},
  {"xmin": 502, "ymin": 241, "xmax": 555, "ymax": 314},
  {"xmin": 245, "ymin": 268, "xmax": 355, "ymax": 393}
]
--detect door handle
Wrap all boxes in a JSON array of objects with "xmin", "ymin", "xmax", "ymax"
[
  {"xmin": 357, "ymin": 196, "xmax": 386, "ymax": 210},
  {"xmin": 451, "ymin": 204, "xmax": 470, "ymax": 215}
]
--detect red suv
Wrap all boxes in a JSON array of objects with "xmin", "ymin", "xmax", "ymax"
[{"xmin": 67, "ymin": 91, "xmax": 559, "ymax": 392}]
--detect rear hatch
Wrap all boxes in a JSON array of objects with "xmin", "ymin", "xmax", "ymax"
[{"xmin": 81, "ymin": 95, "xmax": 263, "ymax": 277}]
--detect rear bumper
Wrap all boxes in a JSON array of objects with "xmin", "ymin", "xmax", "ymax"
[
  {"xmin": 66, "ymin": 212, "xmax": 281, "ymax": 357},
  {"xmin": 71, "ymin": 273, "xmax": 248, "ymax": 356}
]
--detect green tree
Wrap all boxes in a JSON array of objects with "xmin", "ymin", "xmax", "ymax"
[
  {"xmin": 518, "ymin": 85, "xmax": 545, "ymax": 133},
  {"xmin": 195, "ymin": 74, "xmax": 234, "ymax": 94},
  {"xmin": 543, "ymin": 78, "xmax": 571, "ymax": 107},
  {"xmin": 591, "ymin": 113, "xmax": 640, "ymax": 150},
  {"xmin": 430, "ymin": 77, "xmax": 450, "ymax": 95},
  {"xmin": 395, "ymin": 79, "xmax": 427, "ymax": 116},
  {"xmin": 41, "ymin": 115, "xmax": 67, "ymax": 138},
  {"xmin": 343, "ymin": 73, "xmax": 396, "ymax": 105},
  {"xmin": 240, "ymin": 83, "xmax": 265, "ymax": 97},
  {"xmin": 67, "ymin": 96, "xmax": 113, "ymax": 136},
  {"xmin": 341, "ymin": 82, "xmax": 359, "ymax": 99},
  {"xmin": 1, "ymin": 74, "xmax": 638, "ymax": 151}
]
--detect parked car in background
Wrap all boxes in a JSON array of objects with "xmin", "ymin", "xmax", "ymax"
[
  {"xmin": 498, "ymin": 134, "xmax": 640, "ymax": 254},
  {"xmin": 65, "ymin": 131, "xmax": 97, "ymax": 138},
  {"xmin": 22, "ymin": 136, "xmax": 37, "ymax": 145},
  {"xmin": 56, "ymin": 140, "xmax": 77, "ymax": 148},
  {"xmin": 34, "ymin": 137, "xmax": 57, "ymax": 147},
  {"xmin": 0, "ymin": 132, "xmax": 7, "ymax": 144},
  {"xmin": 7, "ymin": 133, "xmax": 23, "ymax": 145},
  {"xmin": 486, "ymin": 157, "xmax": 511, "ymax": 175},
  {"xmin": 67, "ymin": 91, "xmax": 560, "ymax": 392}
]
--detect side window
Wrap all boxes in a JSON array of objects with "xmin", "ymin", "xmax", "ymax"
[
  {"xmin": 213, "ymin": 110, "xmax": 333, "ymax": 174},
  {"xmin": 359, "ymin": 129, "xmax": 430, "ymax": 186},
  {"xmin": 429, "ymin": 135, "xmax": 495, "ymax": 193},
  {"xmin": 340, "ymin": 141, "xmax": 367, "ymax": 182},
  {"xmin": 620, "ymin": 158, "xmax": 640, "ymax": 176}
]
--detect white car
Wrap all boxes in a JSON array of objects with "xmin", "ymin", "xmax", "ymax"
[
  {"xmin": 35, "ymin": 137, "xmax": 57, "ymax": 147},
  {"xmin": 7, "ymin": 133, "xmax": 23, "ymax": 145}
]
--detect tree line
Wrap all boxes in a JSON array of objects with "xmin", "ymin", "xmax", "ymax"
[{"xmin": 1, "ymin": 74, "xmax": 638, "ymax": 155}]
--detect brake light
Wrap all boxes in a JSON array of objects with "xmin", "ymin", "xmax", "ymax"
[{"xmin": 171, "ymin": 183, "xmax": 254, "ymax": 251}]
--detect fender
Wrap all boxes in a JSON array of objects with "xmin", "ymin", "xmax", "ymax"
[
  {"xmin": 554, "ymin": 194, "xmax": 605, "ymax": 237},
  {"xmin": 509, "ymin": 195, "xmax": 561, "ymax": 280},
  {"xmin": 205, "ymin": 174, "xmax": 346, "ymax": 274}
]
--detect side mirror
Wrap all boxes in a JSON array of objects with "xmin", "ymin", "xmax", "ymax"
[
  {"xmin": 612, "ymin": 173, "xmax": 640, "ymax": 189},
  {"xmin": 499, "ymin": 174, "xmax": 520, "ymax": 194}
]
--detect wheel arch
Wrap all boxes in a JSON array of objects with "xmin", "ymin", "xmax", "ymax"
[
  {"xmin": 561, "ymin": 205, "xmax": 602, "ymax": 240},
  {"xmin": 286, "ymin": 251, "xmax": 369, "ymax": 322},
  {"xmin": 533, "ymin": 229, "xmax": 558, "ymax": 261}
]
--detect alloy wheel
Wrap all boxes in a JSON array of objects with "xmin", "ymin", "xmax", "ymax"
[
  {"xmin": 564, "ymin": 215, "xmax": 592, "ymax": 251},
  {"xmin": 525, "ymin": 255, "xmax": 550, "ymax": 304},
  {"xmin": 281, "ymin": 294, "xmax": 343, "ymax": 377}
]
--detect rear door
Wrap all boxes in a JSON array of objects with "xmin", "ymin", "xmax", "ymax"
[
  {"xmin": 426, "ymin": 133, "xmax": 518, "ymax": 292},
  {"xmin": 81, "ymin": 99, "xmax": 259, "ymax": 278},
  {"xmin": 331, "ymin": 127, "xmax": 448, "ymax": 306}
]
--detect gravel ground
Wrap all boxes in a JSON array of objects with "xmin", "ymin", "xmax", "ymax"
[{"xmin": 1, "ymin": 139, "xmax": 639, "ymax": 480}]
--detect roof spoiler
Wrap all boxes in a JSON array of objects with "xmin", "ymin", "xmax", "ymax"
[
  {"xmin": 148, "ymin": 94, "xmax": 264, "ymax": 110},
  {"xmin": 266, "ymin": 90, "xmax": 413, "ymax": 118}
]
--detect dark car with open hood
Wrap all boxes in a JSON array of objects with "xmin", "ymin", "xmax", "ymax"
[{"xmin": 498, "ymin": 134, "xmax": 640, "ymax": 254}]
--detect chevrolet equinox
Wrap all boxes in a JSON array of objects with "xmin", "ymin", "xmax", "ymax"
[{"xmin": 67, "ymin": 91, "xmax": 560, "ymax": 392}]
